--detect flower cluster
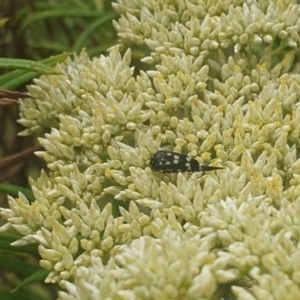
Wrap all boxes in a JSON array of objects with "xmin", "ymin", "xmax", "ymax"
[{"xmin": 2, "ymin": 0, "xmax": 300, "ymax": 299}]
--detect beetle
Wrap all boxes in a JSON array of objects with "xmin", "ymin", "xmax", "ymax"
[{"xmin": 150, "ymin": 150, "xmax": 224, "ymax": 173}]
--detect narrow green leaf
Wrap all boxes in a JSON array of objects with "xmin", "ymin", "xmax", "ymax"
[
  {"xmin": 21, "ymin": 10, "xmax": 103, "ymax": 30},
  {"xmin": 74, "ymin": 12, "xmax": 118, "ymax": 52},
  {"xmin": 0, "ymin": 52, "xmax": 72, "ymax": 89},
  {"xmin": 0, "ymin": 251, "xmax": 39, "ymax": 276},
  {"xmin": 0, "ymin": 183, "xmax": 34, "ymax": 201},
  {"xmin": 11, "ymin": 269, "xmax": 49, "ymax": 293},
  {"xmin": 0, "ymin": 58, "xmax": 61, "ymax": 74},
  {"xmin": 0, "ymin": 233, "xmax": 38, "ymax": 255}
]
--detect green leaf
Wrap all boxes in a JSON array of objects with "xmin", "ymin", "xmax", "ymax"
[
  {"xmin": 0, "ymin": 183, "xmax": 34, "ymax": 201},
  {"xmin": 74, "ymin": 12, "xmax": 118, "ymax": 52},
  {"xmin": 0, "ymin": 233, "xmax": 38, "ymax": 255},
  {"xmin": 0, "ymin": 52, "xmax": 72, "ymax": 90},
  {"xmin": 21, "ymin": 10, "xmax": 104, "ymax": 30},
  {"xmin": 11, "ymin": 269, "xmax": 50, "ymax": 293},
  {"xmin": 0, "ymin": 58, "xmax": 61, "ymax": 75},
  {"xmin": 0, "ymin": 247, "xmax": 39, "ymax": 276}
]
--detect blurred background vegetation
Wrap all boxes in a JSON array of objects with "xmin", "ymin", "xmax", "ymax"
[{"xmin": 0, "ymin": 0, "xmax": 121, "ymax": 298}]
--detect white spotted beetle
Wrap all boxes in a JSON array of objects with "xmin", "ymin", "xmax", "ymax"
[{"xmin": 150, "ymin": 150, "xmax": 223, "ymax": 173}]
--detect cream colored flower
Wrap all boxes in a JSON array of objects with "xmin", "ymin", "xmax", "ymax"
[{"xmin": 2, "ymin": 0, "xmax": 300, "ymax": 299}]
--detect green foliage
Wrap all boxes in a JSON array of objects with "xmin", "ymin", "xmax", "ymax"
[
  {"xmin": 0, "ymin": 233, "xmax": 54, "ymax": 299},
  {"xmin": 0, "ymin": 53, "xmax": 71, "ymax": 89},
  {"xmin": 1, "ymin": 0, "xmax": 118, "ymax": 59}
]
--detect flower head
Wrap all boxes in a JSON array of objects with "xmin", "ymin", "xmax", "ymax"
[{"xmin": 2, "ymin": 0, "xmax": 300, "ymax": 298}]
